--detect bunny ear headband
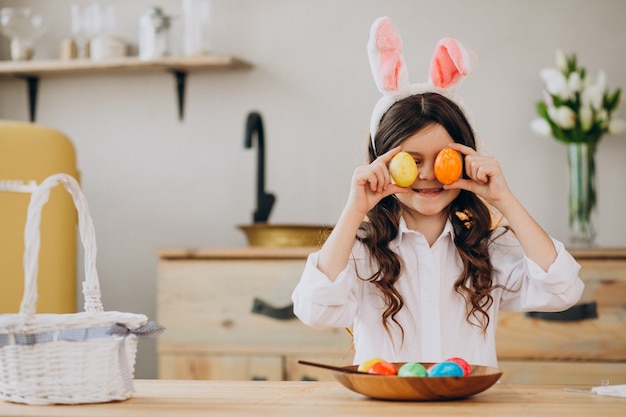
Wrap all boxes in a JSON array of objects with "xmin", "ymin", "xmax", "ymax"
[{"xmin": 368, "ymin": 16, "xmax": 476, "ymax": 154}]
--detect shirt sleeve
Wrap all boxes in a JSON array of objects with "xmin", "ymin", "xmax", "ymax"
[
  {"xmin": 492, "ymin": 228, "xmax": 584, "ymax": 312},
  {"xmin": 291, "ymin": 251, "xmax": 358, "ymax": 329}
]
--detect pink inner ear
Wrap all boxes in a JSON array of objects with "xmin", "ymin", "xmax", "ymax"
[
  {"xmin": 376, "ymin": 19, "xmax": 403, "ymax": 91},
  {"xmin": 430, "ymin": 39, "xmax": 467, "ymax": 89}
]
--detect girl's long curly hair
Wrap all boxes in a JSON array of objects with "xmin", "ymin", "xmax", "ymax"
[{"xmin": 357, "ymin": 92, "xmax": 502, "ymax": 340}]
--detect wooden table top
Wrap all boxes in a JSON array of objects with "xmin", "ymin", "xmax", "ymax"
[{"xmin": 0, "ymin": 380, "xmax": 623, "ymax": 417}]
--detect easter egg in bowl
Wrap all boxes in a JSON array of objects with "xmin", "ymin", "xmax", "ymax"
[{"xmin": 330, "ymin": 362, "xmax": 502, "ymax": 401}]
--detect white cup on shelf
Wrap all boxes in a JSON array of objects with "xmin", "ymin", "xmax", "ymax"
[{"xmin": 182, "ymin": 0, "xmax": 211, "ymax": 56}]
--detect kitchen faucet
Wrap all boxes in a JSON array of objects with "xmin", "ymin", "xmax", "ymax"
[{"xmin": 244, "ymin": 111, "xmax": 276, "ymax": 223}]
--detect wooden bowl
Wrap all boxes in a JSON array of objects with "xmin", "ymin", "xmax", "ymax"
[{"xmin": 332, "ymin": 363, "xmax": 502, "ymax": 401}]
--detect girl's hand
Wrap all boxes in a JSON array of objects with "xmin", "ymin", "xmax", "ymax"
[
  {"xmin": 443, "ymin": 143, "xmax": 513, "ymax": 209},
  {"xmin": 347, "ymin": 146, "xmax": 409, "ymax": 216}
]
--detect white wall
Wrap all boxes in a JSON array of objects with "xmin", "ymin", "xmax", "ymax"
[{"xmin": 1, "ymin": 0, "xmax": 625, "ymax": 378}]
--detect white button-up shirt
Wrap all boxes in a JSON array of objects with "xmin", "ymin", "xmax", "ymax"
[{"xmin": 291, "ymin": 218, "xmax": 584, "ymax": 368}]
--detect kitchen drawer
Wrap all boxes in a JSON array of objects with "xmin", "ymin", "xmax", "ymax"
[
  {"xmin": 496, "ymin": 248, "xmax": 626, "ymax": 362},
  {"xmin": 495, "ymin": 248, "xmax": 626, "ymax": 384},
  {"xmin": 157, "ymin": 248, "xmax": 352, "ymax": 381},
  {"xmin": 495, "ymin": 307, "xmax": 625, "ymax": 361},
  {"xmin": 285, "ymin": 354, "xmax": 353, "ymax": 381},
  {"xmin": 498, "ymin": 360, "xmax": 626, "ymax": 385},
  {"xmin": 159, "ymin": 349, "xmax": 283, "ymax": 381},
  {"xmin": 157, "ymin": 256, "xmax": 350, "ymax": 353},
  {"xmin": 159, "ymin": 348, "xmax": 351, "ymax": 381}
]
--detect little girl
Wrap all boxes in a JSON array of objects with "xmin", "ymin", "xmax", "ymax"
[{"xmin": 291, "ymin": 17, "xmax": 583, "ymax": 368}]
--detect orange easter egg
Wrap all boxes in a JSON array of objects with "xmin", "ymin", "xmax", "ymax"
[{"xmin": 434, "ymin": 147, "xmax": 462, "ymax": 185}]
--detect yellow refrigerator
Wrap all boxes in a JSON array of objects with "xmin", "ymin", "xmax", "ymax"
[{"xmin": 0, "ymin": 120, "xmax": 79, "ymax": 314}]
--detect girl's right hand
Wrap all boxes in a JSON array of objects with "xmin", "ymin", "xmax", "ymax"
[
  {"xmin": 317, "ymin": 146, "xmax": 409, "ymax": 281},
  {"xmin": 346, "ymin": 146, "xmax": 409, "ymax": 216}
]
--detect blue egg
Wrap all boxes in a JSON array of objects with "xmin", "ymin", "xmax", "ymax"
[{"xmin": 427, "ymin": 361, "xmax": 464, "ymax": 377}]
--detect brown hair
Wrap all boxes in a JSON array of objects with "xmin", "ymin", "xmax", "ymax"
[{"xmin": 357, "ymin": 92, "xmax": 503, "ymax": 340}]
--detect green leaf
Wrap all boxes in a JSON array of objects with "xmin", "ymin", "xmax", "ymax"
[
  {"xmin": 569, "ymin": 53, "xmax": 578, "ymax": 73},
  {"xmin": 606, "ymin": 88, "xmax": 622, "ymax": 112},
  {"xmin": 552, "ymin": 95, "xmax": 564, "ymax": 107},
  {"xmin": 536, "ymin": 101, "xmax": 549, "ymax": 118}
]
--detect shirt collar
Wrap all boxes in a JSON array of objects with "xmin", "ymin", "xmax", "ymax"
[{"xmin": 390, "ymin": 216, "xmax": 455, "ymax": 249}]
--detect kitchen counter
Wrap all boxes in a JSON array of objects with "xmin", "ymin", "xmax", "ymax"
[{"xmin": 0, "ymin": 380, "xmax": 622, "ymax": 417}]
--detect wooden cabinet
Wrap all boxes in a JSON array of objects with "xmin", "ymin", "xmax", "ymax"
[
  {"xmin": 157, "ymin": 247, "xmax": 626, "ymax": 384},
  {"xmin": 496, "ymin": 248, "xmax": 626, "ymax": 384},
  {"xmin": 157, "ymin": 247, "xmax": 352, "ymax": 381}
]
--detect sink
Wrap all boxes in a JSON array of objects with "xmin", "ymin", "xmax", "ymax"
[
  {"xmin": 240, "ymin": 113, "xmax": 332, "ymax": 247},
  {"xmin": 238, "ymin": 224, "xmax": 332, "ymax": 247}
]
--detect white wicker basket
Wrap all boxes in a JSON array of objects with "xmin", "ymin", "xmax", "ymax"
[{"xmin": 0, "ymin": 173, "xmax": 154, "ymax": 405}]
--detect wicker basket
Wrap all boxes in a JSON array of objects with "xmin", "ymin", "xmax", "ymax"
[{"xmin": 0, "ymin": 173, "xmax": 154, "ymax": 405}]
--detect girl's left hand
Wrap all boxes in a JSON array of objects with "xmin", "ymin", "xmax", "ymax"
[{"xmin": 443, "ymin": 142, "xmax": 513, "ymax": 207}]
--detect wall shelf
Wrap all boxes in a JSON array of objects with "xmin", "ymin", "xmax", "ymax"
[{"xmin": 0, "ymin": 55, "xmax": 253, "ymax": 121}]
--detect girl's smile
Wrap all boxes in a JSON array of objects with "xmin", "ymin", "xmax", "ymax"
[{"xmin": 414, "ymin": 187, "xmax": 444, "ymax": 196}]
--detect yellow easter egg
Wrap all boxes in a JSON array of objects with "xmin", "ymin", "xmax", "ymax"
[
  {"xmin": 389, "ymin": 151, "xmax": 418, "ymax": 187},
  {"xmin": 357, "ymin": 357, "xmax": 385, "ymax": 373}
]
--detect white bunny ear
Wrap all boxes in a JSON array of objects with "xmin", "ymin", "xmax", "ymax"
[
  {"xmin": 368, "ymin": 16, "xmax": 409, "ymax": 94},
  {"xmin": 367, "ymin": 19, "xmax": 478, "ymax": 150},
  {"xmin": 429, "ymin": 37, "xmax": 475, "ymax": 89}
]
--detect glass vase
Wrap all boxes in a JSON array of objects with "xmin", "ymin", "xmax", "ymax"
[{"xmin": 567, "ymin": 142, "xmax": 596, "ymax": 246}]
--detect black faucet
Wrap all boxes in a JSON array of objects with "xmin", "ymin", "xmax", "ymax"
[{"xmin": 244, "ymin": 111, "xmax": 276, "ymax": 223}]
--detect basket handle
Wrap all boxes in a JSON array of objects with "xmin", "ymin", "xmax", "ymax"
[{"xmin": 20, "ymin": 173, "xmax": 103, "ymax": 317}]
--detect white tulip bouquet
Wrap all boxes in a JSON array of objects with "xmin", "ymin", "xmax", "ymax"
[{"xmin": 531, "ymin": 50, "xmax": 625, "ymax": 145}]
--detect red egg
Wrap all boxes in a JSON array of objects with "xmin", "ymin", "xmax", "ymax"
[
  {"xmin": 445, "ymin": 357, "xmax": 471, "ymax": 376},
  {"xmin": 367, "ymin": 361, "xmax": 398, "ymax": 376}
]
